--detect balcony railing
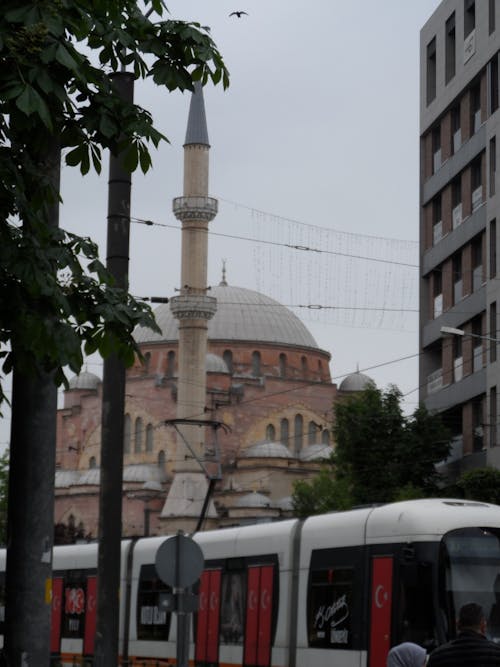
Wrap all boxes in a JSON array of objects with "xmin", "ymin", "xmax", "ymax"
[
  {"xmin": 452, "ymin": 203, "xmax": 462, "ymax": 229},
  {"xmin": 472, "ymin": 186, "xmax": 483, "ymax": 212},
  {"xmin": 454, "ymin": 279, "xmax": 463, "ymax": 303},
  {"xmin": 433, "ymin": 148, "xmax": 442, "ymax": 174},
  {"xmin": 453, "ymin": 129, "xmax": 462, "ymax": 153},
  {"xmin": 473, "ymin": 265, "xmax": 483, "ymax": 291},
  {"xmin": 473, "ymin": 345, "xmax": 483, "ymax": 372},
  {"xmin": 434, "ymin": 294, "xmax": 443, "ymax": 318},
  {"xmin": 433, "ymin": 220, "xmax": 443, "ymax": 245},
  {"xmin": 427, "ymin": 368, "xmax": 443, "ymax": 394},
  {"xmin": 453, "ymin": 357, "xmax": 463, "ymax": 382}
]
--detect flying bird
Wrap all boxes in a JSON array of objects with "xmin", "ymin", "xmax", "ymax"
[{"xmin": 230, "ymin": 11, "xmax": 248, "ymax": 17}]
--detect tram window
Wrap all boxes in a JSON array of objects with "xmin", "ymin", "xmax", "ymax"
[
  {"xmin": 440, "ymin": 527, "xmax": 500, "ymax": 642},
  {"xmin": 220, "ymin": 570, "xmax": 246, "ymax": 644},
  {"xmin": 308, "ymin": 567, "xmax": 354, "ymax": 648},
  {"xmin": 137, "ymin": 564, "xmax": 172, "ymax": 641},
  {"xmin": 0, "ymin": 574, "xmax": 5, "ymax": 635},
  {"xmin": 397, "ymin": 560, "xmax": 435, "ymax": 648},
  {"xmin": 62, "ymin": 570, "xmax": 88, "ymax": 639}
]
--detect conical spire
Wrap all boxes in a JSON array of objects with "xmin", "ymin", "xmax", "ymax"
[{"xmin": 184, "ymin": 81, "xmax": 210, "ymax": 146}]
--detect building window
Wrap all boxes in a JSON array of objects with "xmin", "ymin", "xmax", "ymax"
[
  {"xmin": 308, "ymin": 421, "xmax": 318, "ymax": 445},
  {"xmin": 471, "ymin": 84, "xmax": 481, "ymax": 134},
  {"xmin": 464, "ymin": 0, "xmax": 475, "ymax": 38},
  {"xmin": 471, "ymin": 156, "xmax": 483, "ymax": 210},
  {"xmin": 473, "ymin": 398, "xmax": 484, "ymax": 452},
  {"xmin": 89, "ymin": 456, "xmax": 97, "ymax": 469},
  {"xmin": 491, "ymin": 219, "xmax": 497, "ymax": 278},
  {"xmin": 433, "ymin": 270, "xmax": 443, "ymax": 318},
  {"xmin": 454, "ymin": 335, "xmax": 463, "ymax": 382},
  {"xmin": 294, "ymin": 414, "xmax": 303, "ymax": 456},
  {"xmin": 301, "ymin": 356, "xmax": 308, "ymax": 377},
  {"xmin": 472, "ymin": 317, "xmax": 483, "ymax": 372},
  {"xmin": 124, "ymin": 414, "xmax": 131, "ymax": 454},
  {"xmin": 135, "ymin": 417, "xmax": 143, "ymax": 453},
  {"xmin": 158, "ymin": 450, "xmax": 165, "ymax": 467},
  {"xmin": 251, "ymin": 351, "xmax": 261, "ymax": 376},
  {"xmin": 223, "ymin": 349, "xmax": 233, "ymax": 374},
  {"xmin": 452, "ymin": 105, "xmax": 462, "ymax": 153},
  {"xmin": 321, "ymin": 430, "xmax": 330, "ymax": 446},
  {"xmin": 280, "ymin": 418, "xmax": 289, "ymax": 446},
  {"xmin": 491, "ymin": 302, "xmax": 498, "ymax": 363},
  {"xmin": 146, "ymin": 423, "xmax": 154, "ymax": 452},
  {"xmin": 491, "ymin": 386, "xmax": 497, "ymax": 448},
  {"xmin": 453, "ymin": 253, "xmax": 463, "ymax": 303},
  {"xmin": 433, "ymin": 194, "xmax": 443, "ymax": 244},
  {"xmin": 279, "ymin": 353, "xmax": 287, "ymax": 378},
  {"xmin": 446, "ymin": 13, "xmax": 456, "ymax": 83},
  {"xmin": 472, "ymin": 235, "xmax": 483, "ymax": 290},
  {"xmin": 427, "ymin": 37, "xmax": 437, "ymax": 105},
  {"xmin": 452, "ymin": 178, "xmax": 462, "ymax": 228},
  {"xmin": 490, "ymin": 55, "xmax": 499, "ymax": 113},
  {"xmin": 166, "ymin": 350, "xmax": 175, "ymax": 378},
  {"xmin": 266, "ymin": 424, "xmax": 276, "ymax": 441},
  {"xmin": 490, "ymin": 137, "xmax": 497, "ymax": 196},
  {"xmin": 490, "ymin": 0, "xmax": 496, "ymax": 34},
  {"xmin": 432, "ymin": 124, "xmax": 441, "ymax": 173}
]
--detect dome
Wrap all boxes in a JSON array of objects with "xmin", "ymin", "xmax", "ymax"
[
  {"xmin": 134, "ymin": 284, "xmax": 320, "ymax": 350},
  {"xmin": 68, "ymin": 371, "xmax": 101, "ymax": 391},
  {"xmin": 300, "ymin": 444, "xmax": 334, "ymax": 461},
  {"xmin": 206, "ymin": 353, "xmax": 228, "ymax": 373},
  {"xmin": 338, "ymin": 371, "xmax": 374, "ymax": 393},
  {"xmin": 234, "ymin": 492, "xmax": 271, "ymax": 508},
  {"xmin": 243, "ymin": 441, "xmax": 292, "ymax": 459}
]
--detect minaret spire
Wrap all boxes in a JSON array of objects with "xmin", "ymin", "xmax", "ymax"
[{"xmin": 160, "ymin": 82, "xmax": 218, "ymax": 530}]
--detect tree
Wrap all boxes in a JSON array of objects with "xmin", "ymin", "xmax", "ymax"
[
  {"xmin": 457, "ymin": 467, "xmax": 500, "ymax": 505},
  {"xmin": 333, "ymin": 385, "xmax": 451, "ymax": 505},
  {"xmin": 292, "ymin": 385, "xmax": 452, "ymax": 516},
  {"xmin": 0, "ymin": 450, "xmax": 8, "ymax": 545},
  {"xmin": 0, "ymin": 0, "xmax": 229, "ymax": 403}
]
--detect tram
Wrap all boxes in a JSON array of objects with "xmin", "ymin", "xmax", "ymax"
[{"xmin": 10, "ymin": 498, "xmax": 500, "ymax": 666}]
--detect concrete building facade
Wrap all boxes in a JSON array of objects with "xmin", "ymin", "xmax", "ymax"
[{"xmin": 420, "ymin": 0, "xmax": 500, "ymax": 475}]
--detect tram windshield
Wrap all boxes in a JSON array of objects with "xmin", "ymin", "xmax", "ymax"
[{"xmin": 441, "ymin": 527, "xmax": 500, "ymax": 642}]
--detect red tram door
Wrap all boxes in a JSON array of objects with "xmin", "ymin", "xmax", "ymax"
[
  {"xmin": 243, "ymin": 565, "xmax": 274, "ymax": 667},
  {"xmin": 50, "ymin": 577, "xmax": 64, "ymax": 654},
  {"xmin": 195, "ymin": 569, "xmax": 222, "ymax": 665},
  {"xmin": 369, "ymin": 556, "xmax": 393, "ymax": 667}
]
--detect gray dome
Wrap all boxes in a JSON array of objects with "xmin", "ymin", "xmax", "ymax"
[
  {"xmin": 235, "ymin": 492, "xmax": 271, "ymax": 508},
  {"xmin": 339, "ymin": 372, "xmax": 374, "ymax": 393},
  {"xmin": 68, "ymin": 371, "xmax": 101, "ymax": 391},
  {"xmin": 243, "ymin": 441, "xmax": 292, "ymax": 459},
  {"xmin": 135, "ymin": 284, "xmax": 319, "ymax": 349},
  {"xmin": 206, "ymin": 353, "xmax": 228, "ymax": 373}
]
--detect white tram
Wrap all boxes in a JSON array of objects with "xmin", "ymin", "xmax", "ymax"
[{"xmin": 13, "ymin": 498, "xmax": 500, "ymax": 667}]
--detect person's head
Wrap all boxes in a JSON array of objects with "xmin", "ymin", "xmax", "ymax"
[
  {"xmin": 457, "ymin": 602, "xmax": 487, "ymax": 635},
  {"xmin": 387, "ymin": 642, "xmax": 427, "ymax": 667}
]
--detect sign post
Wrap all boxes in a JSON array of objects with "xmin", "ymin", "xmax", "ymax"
[{"xmin": 155, "ymin": 532, "xmax": 204, "ymax": 667}]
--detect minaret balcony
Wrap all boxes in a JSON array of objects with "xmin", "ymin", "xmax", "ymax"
[
  {"xmin": 170, "ymin": 294, "xmax": 217, "ymax": 321},
  {"xmin": 173, "ymin": 196, "xmax": 218, "ymax": 222}
]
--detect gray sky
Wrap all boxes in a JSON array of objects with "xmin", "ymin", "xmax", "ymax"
[{"xmin": 0, "ymin": 0, "xmax": 442, "ymax": 449}]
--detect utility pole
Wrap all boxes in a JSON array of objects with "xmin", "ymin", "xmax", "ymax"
[
  {"xmin": 93, "ymin": 70, "xmax": 134, "ymax": 667},
  {"xmin": 4, "ymin": 140, "xmax": 61, "ymax": 666}
]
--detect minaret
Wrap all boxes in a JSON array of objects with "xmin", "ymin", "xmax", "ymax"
[{"xmin": 160, "ymin": 82, "xmax": 218, "ymax": 531}]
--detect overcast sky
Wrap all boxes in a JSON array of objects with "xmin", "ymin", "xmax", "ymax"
[{"xmin": 0, "ymin": 1, "xmax": 443, "ymax": 449}]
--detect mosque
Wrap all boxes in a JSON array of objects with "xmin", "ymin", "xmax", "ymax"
[{"xmin": 53, "ymin": 85, "xmax": 372, "ymax": 540}]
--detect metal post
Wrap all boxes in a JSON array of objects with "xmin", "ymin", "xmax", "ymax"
[{"xmin": 93, "ymin": 70, "xmax": 134, "ymax": 667}]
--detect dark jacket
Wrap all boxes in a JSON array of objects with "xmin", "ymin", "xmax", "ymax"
[{"xmin": 427, "ymin": 630, "xmax": 500, "ymax": 667}]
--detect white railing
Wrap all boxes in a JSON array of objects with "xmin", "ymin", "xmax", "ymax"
[
  {"xmin": 453, "ymin": 129, "xmax": 462, "ymax": 153},
  {"xmin": 453, "ymin": 357, "xmax": 463, "ymax": 382},
  {"xmin": 452, "ymin": 203, "xmax": 462, "ymax": 229},
  {"xmin": 434, "ymin": 294, "xmax": 443, "ymax": 318},
  {"xmin": 473, "ymin": 265, "xmax": 483, "ymax": 291},
  {"xmin": 474, "ymin": 345, "xmax": 483, "ymax": 372},
  {"xmin": 433, "ymin": 220, "xmax": 443, "ymax": 245},
  {"xmin": 433, "ymin": 148, "xmax": 442, "ymax": 174},
  {"xmin": 474, "ymin": 109, "xmax": 481, "ymax": 133},
  {"xmin": 472, "ymin": 186, "xmax": 483, "ymax": 211},
  {"xmin": 454, "ymin": 279, "xmax": 463, "ymax": 303},
  {"xmin": 427, "ymin": 368, "xmax": 443, "ymax": 394}
]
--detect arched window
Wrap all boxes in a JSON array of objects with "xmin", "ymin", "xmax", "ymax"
[
  {"xmin": 301, "ymin": 356, "xmax": 308, "ymax": 377},
  {"xmin": 89, "ymin": 456, "xmax": 97, "ymax": 469},
  {"xmin": 321, "ymin": 430, "xmax": 331, "ymax": 446},
  {"xmin": 146, "ymin": 423, "xmax": 154, "ymax": 452},
  {"xmin": 167, "ymin": 350, "xmax": 176, "ymax": 378},
  {"xmin": 308, "ymin": 421, "xmax": 318, "ymax": 445},
  {"xmin": 158, "ymin": 450, "xmax": 166, "ymax": 467},
  {"xmin": 279, "ymin": 353, "xmax": 287, "ymax": 378},
  {"xmin": 135, "ymin": 417, "xmax": 143, "ymax": 453},
  {"xmin": 294, "ymin": 414, "xmax": 303, "ymax": 455},
  {"xmin": 266, "ymin": 424, "xmax": 276, "ymax": 441},
  {"xmin": 123, "ymin": 414, "xmax": 131, "ymax": 454},
  {"xmin": 223, "ymin": 349, "xmax": 233, "ymax": 374},
  {"xmin": 280, "ymin": 418, "xmax": 289, "ymax": 447},
  {"xmin": 252, "ymin": 351, "xmax": 261, "ymax": 376},
  {"xmin": 318, "ymin": 360, "xmax": 323, "ymax": 378}
]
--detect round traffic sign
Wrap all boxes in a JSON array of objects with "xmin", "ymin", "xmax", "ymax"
[{"xmin": 155, "ymin": 534, "xmax": 204, "ymax": 588}]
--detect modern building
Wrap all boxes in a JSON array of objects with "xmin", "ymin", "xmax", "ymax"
[
  {"xmin": 419, "ymin": 0, "xmax": 499, "ymax": 476},
  {"xmin": 54, "ymin": 85, "xmax": 374, "ymax": 539}
]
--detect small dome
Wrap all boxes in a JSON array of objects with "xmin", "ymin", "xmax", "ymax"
[
  {"xmin": 235, "ymin": 492, "xmax": 271, "ymax": 508},
  {"xmin": 68, "ymin": 371, "xmax": 101, "ymax": 391},
  {"xmin": 338, "ymin": 371, "xmax": 374, "ymax": 393},
  {"xmin": 300, "ymin": 444, "xmax": 334, "ymax": 461},
  {"xmin": 206, "ymin": 353, "xmax": 228, "ymax": 373},
  {"xmin": 243, "ymin": 441, "xmax": 292, "ymax": 459}
]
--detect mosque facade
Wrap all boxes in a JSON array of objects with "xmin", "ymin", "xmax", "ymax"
[{"xmin": 53, "ymin": 85, "xmax": 371, "ymax": 540}]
